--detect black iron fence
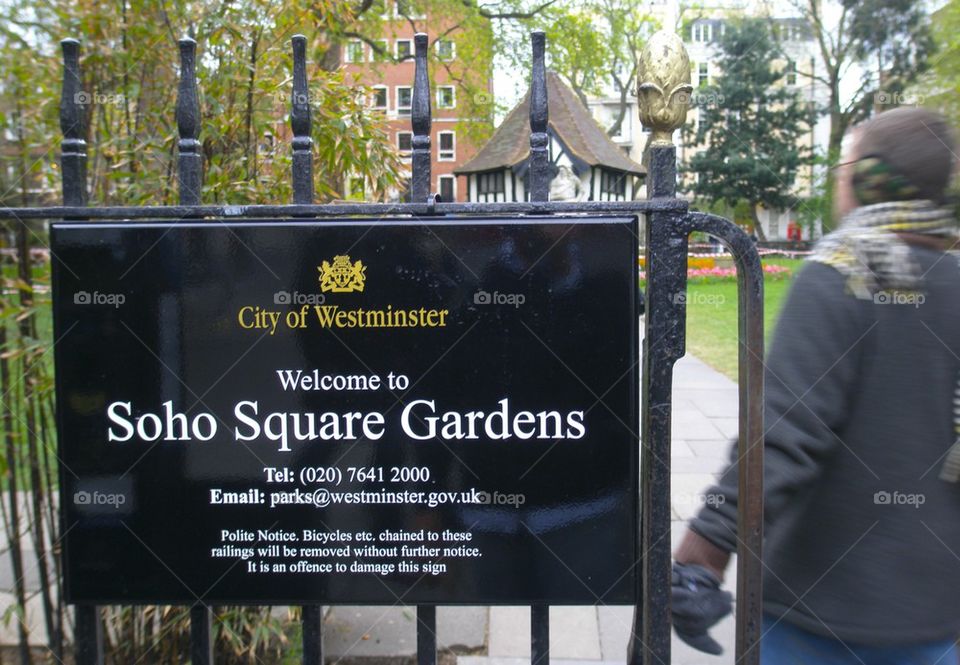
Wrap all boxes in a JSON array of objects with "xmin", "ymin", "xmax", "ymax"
[{"xmin": 0, "ymin": 28, "xmax": 765, "ymax": 665}]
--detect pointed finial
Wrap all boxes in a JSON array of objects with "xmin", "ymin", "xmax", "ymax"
[
  {"xmin": 637, "ymin": 31, "xmax": 692, "ymax": 146},
  {"xmin": 528, "ymin": 30, "xmax": 550, "ymax": 202},
  {"xmin": 411, "ymin": 33, "xmax": 432, "ymax": 202},
  {"xmin": 176, "ymin": 37, "xmax": 202, "ymax": 205},
  {"xmin": 291, "ymin": 34, "xmax": 313, "ymax": 204}
]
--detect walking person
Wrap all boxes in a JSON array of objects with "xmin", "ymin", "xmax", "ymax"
[{"xmin": 671, "ymin": 107, "xmax": 960, "ymax": 663}]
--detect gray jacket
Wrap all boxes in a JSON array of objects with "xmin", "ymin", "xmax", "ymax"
[{"xmin": 690, "ymin": 250, "xmax": 960, "ymax": 645}]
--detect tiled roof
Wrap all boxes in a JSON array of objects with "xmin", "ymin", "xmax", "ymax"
[{"xmin": 455, "ymin": 71, "xmax": 645, "ymax": 176}]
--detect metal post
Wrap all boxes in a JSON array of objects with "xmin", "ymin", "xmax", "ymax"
[
  {"xmin": 61, "ymin": 36, "xmax": 100, "ymax": 665},
  {"xmin": 60, "ymin": 38, "xmax": 87, "ymax": 207},
  {"xmin": 629, "ymin": 30, "xmax": 694, "ymax": 665},
  {"xmin": 409, "ymin": 35, "xmax": 436, "ymax": 655},
  {"xmin": 290, "ymin": 34, "xmax": 324, "ymax": 664},
  {"xmin": 301, "ymin": 605, "xmax": 323, "ymax": 665},
  {"xmin": 416, "ymin": 605, "xmax": 436, "ymax": 665},
  {"xmin": 527, "ymin": 31, "xmax": 551, "ymax": 665},
  {"xmin": 531, "ymin": 605, "xmax": 549, "ymax": 665},
  {"xmin": 177, "ymin": 38, "xmax": 202, "ymax": 206},
  {"xmin": 291, "ymin": 35, "xmax": 314, "ymax": 206},
  {"xmin": 190, "ymin": 604, "xmax": 213, "ymax": 665},
  {"xmin": 178, "ymin": 35, "xmax": 211, "ymax": 664},
  {"xmin": 75, "ymin": 605, "xmax": 103, "ymax": 665},
  {"xmin": 633, "ymin": 143, "xmax": 685, "ymax": 665},
  {"xmin": 527, "ymin": 31, "xmax": 549, "ymax": 203},
  {"xmin": 411, "ymin": 33, "xmax": 431, "ymax": 203}
]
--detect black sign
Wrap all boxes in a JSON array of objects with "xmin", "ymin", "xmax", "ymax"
[{"xmin": 52, "ymin": 216, "xmax": 639, "ymax": 605}]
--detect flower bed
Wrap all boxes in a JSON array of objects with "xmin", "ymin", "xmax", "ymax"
[{"xmin": 639, "ymin": 263, "xmax": 793, "ymax": 284}]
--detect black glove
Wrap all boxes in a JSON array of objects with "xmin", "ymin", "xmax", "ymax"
[{"xmin": 671, "ymin": 562, "xmax": 733, "ymax": 655}]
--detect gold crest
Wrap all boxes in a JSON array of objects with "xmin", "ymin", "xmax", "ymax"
[{"xmin": 319, "ymin": 255, "xmax": 366, "ymax": 293}]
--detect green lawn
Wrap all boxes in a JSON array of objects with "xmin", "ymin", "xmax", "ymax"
[{"xmin": 682, "ymin": 258, "xmax": 803, "ymax": 379}]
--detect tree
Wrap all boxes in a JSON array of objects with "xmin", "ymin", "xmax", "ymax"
[
  {"xmin": 683, "ymin": 19, "xmax": 815, "ymax": 241},
  {"xmin": 790, "ymin": 0, "xmax": 933, "ymax": 229},
  {"xmin": 0, "ymin": 0, "xmax": 556, "ymax": 661},
  {"xmin": 502, "ymin": 0, "xmax": 657, "ymax": 133},
  {"xmin": 912, "ymin": 0, "xmax": 960, "ymax": 126}
]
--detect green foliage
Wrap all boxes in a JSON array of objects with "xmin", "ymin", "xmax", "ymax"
[
  {"xmin": 846, "ymin": 0, "xmax": 935, "ymax": 101},
  {"xmin": 913, "ymin": 0, "xmax": 960, "ymax": 125},
  {"xmin": 682, "ymin": 19, "xmax": 815, "ymax": 230},
  {"xmin": 504, "ymin": 0, "xmax": 658, "ymax": 133},
  {"xmin": 0, "ymin": 0, "xmax": 406, "ymax": 206},
  {"xmin": 798, "ymin": 0, "xmax": 934, "ymax": 231},
  {"xmin": 0, "ymin": 1, "xmax": 548, "ymax": 661}
]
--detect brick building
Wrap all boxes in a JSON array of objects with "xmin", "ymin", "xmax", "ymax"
[{"xmin": 340, "ymin": 2, "xmax": 493, "ymax": 202}]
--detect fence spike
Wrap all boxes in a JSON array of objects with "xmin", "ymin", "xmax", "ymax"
[
  {"xmin": 416, "ymin": 605, "xmax": 437, "ymax": 665},
  {"xmin": 528, "ymin": 31, "xmax": 549, "ymax": 202},
  {"xmin": 291, "ymin": 34, "xmax": 313, "ymax": 205},
  {"xmin": 60, "ymin": 38, "xmax": 88, "ymax": 207},
  {"xmin": 177, "ymin": 37, "xmax": 202, "ymax": 205},
  {"xmin": 411, "ymin": 33, "xmax": 431, "ymax": 203}
]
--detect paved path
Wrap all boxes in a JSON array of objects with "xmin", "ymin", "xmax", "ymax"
[
  {"xmin": 0, "ymin": 354, "xmax": 741, "ymax": 662},
  {"xmin": 322, "ymin": 353, "xmax": 741, "ymax": 664}
]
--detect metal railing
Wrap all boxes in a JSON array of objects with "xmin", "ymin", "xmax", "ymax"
[{"xmin": 0, "ymin": 26, "xmax": 765, "ymax": 665}]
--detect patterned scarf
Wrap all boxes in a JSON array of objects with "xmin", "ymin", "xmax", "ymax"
[{"xmin": 808, "ymin": 199, "xmax": 960, "ymax": 483}]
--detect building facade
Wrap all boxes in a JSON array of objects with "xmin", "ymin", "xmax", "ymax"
[
  {"xmin": 339, "ymin": 1, "xmax": 492, "ymax": 202},
  {"xmin": 583, "ymin": 1, "xmax": 831, "ymax": 239},
  {"xmin": 457, "ymin": 72, "xmax": 645, "ymax": 202}
]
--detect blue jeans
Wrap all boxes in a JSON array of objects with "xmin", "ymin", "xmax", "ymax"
[{"xmin": 762, "ymin": 614, "xmax": 959, "ymax": 665}]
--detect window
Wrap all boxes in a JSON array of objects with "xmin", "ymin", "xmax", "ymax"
[
  {"xmin": 783, "ymin": 23, "xmax": 805, "ymax": 41},
  {"xmin": 438, "ymin": 175, "xmax": 456, "ymax": 202},
  {"xmin": 397, "ymin": 131, "xmax": 412, "ymax": 157},
  {"xmin": 437, "ymin": 86, "xmax": 456, "ymax": 109},
  {"xmin": 345, "ymin": 41, "xmax": 365, "ymax": 63},
  {"xmin": 397, "ymin": 86, "xmax": 412, "ymax": 115},
  {"xmin": 371, "ymin": 86, "xmax": 388, "ymax": 110},
  {"xmin": 395, "ymin": 39, "xmax": 413, "ymax": 61},
  {"xmin": 786, "ymin": 59, "xmax": 797, "ymax": 86},
  {"xmin": 348, "ymin": 176, "xmax": 365, "ymax": 200},
  {"xmin": 691, "ymin": 22, "xmax": 712, "ymax": 43},
  {"xmin": 438, "ymin": 131, "xmax": 455, "ymax": 160},
  {"xmin": 371, "ymin": 39, "xmax": 389, "ymax": 62},
  {"xmin": 477, "ymin": 171, "xmax": 505, "ymax": 195},
  {"xmin": 436, "ymin": 39, "xmax": 455, "ymax": 61},
  {"xmin": 600, "ymin": 170, "xmax": 626, "ymax": 197},
  {"xmin": 698, "ymin": 62, "xmax": 709, "ymax": 87}
]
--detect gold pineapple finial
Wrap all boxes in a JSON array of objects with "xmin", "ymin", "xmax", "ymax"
[{"xmin": 637, "ymin": 30, "xmax": 693, "ymax": 146}]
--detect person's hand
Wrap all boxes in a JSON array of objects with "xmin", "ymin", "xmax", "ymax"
[{"xmin": 671, "ymin": 562, "xmax": 733, "ymax": 655}]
